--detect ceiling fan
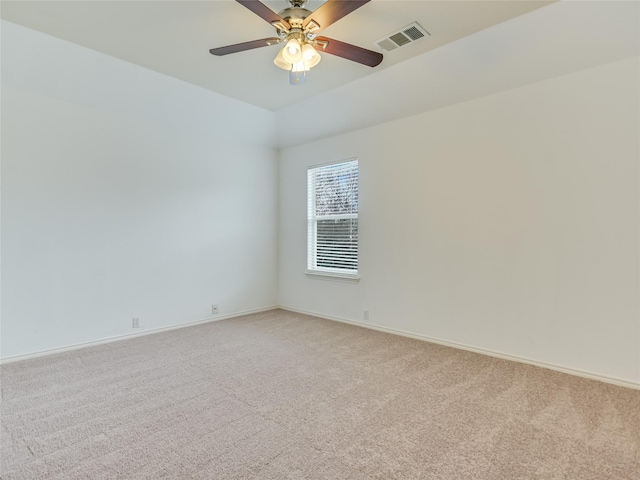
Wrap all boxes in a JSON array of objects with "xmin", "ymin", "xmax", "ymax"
[{"xmin": 209, "ymin": 0, "xmax": 383, "ymax": 85}]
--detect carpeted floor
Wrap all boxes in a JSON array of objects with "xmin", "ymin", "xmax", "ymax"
[{"xmin": 1, "ymin": 309, "xmax": 639, "ymax": 479}]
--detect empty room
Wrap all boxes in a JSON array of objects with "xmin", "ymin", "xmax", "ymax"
[{"xmin": 1, "ymin": 0, "xmax": 639, "ymax": 478}]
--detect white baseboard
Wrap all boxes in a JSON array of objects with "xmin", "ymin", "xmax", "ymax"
[
  {"xmin": 5, "ymin": 304, "xmax": 638, "ymax": 391},
  {"xmin": 279, "ymin": 306, "xmax": 640, "ymax": 391},
  {"xmin": 0, "ymin": 305, "xmax": 279, "ymax": 364}
]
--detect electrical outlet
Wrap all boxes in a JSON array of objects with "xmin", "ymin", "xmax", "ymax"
[
  {"xmin": 132, "ymin": 318, "xmax": 140, "ymax": 328},
  {"xmin": 363, "ymin": 310, "xmax": 369, "ymax": 321},
  {"xmin": 212, "ymin": 304, "xmax": 219, "ymax": 315}
]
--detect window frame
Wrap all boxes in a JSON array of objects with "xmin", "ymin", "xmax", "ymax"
[{"xmin": 306, "ymin": 158, "xmax": 360, "ymax": 282}]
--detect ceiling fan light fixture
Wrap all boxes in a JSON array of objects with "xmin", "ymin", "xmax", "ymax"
[
  {"xmin": 302, "ymin": 43, "xmax": 321, "ymax": 69},
  {"xmin": 273, "ymin": 47, "xmax": 291, "ymax": 70},
  {"xmin": 282, "ymin": 38, "xmax": 303, "ymax": 63},
  {"xmin": 274, "ymin": 38, "xmax": 320, "ymax": 81}
]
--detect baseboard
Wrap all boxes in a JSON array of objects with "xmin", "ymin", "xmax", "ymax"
[
  {"xmin": 279, "ymin": 306, "xmax": 640, "ymax": 391},
  {"xmin": 0, "ymin": 305, "xmax": 279, "ymax": 364},
  {"xmin": 6, "ymin": 304, "xmax": 638, "ymax": 391}
]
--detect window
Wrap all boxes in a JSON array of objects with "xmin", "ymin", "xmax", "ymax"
[{"xmin": 307, "ymin": 159, "xmax": 359, "ymax": 278}]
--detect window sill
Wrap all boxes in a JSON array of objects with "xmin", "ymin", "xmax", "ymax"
[{"xmin": 305, "ymin": 270, "xmax": 360, "ymax": 283}]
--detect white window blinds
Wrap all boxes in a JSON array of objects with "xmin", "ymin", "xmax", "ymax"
[{"xmin": 307, "ymin": 160, "xmax": 358, "ymax": 274}]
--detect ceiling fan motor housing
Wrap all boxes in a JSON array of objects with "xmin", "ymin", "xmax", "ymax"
[{"xmin": 278, "ymin": 7, "xmax": 312, "ymax": 27}]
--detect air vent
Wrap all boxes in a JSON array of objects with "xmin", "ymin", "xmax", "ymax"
[{"xmin": 375, "ymin": 22, "xmax": 430, "ymax": 52}]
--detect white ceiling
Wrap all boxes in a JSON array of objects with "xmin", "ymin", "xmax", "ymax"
[{"xmin": 0, "ymin": 0, "xmax": 552, "ymax": 111}]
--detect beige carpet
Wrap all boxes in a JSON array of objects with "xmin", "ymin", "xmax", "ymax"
[{"xmin": 1, "ymin": 309, "xmax": 639, "ymax": 479}]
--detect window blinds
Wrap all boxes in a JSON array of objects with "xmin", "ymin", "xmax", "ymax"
[{"xmin": 307, "ymin": 160, "xmax": 358, "ymax": 273}]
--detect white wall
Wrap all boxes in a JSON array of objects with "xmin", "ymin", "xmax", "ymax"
[
  {"xmin": 278, "ymin": 56, "xmax": 640, "ymax": 385},
  {"xmin": 1, "ymin": 22, "xmax": 278, "ymax": 358}
]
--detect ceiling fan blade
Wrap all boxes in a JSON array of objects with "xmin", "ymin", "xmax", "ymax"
[
  {"xmin": 303, "ymin": 0, "xmax": 370, "ymax": 32},
  {"xmin": 237, "ymin": 0, "xmax": 291, "ymax": 30},
  {"xmin": 316, "ymin": 36, "xmax": 383, "ymax": 67},
  {"xmin": 210, "ymin": 37, "xmax": 281, "ymax": 56}
]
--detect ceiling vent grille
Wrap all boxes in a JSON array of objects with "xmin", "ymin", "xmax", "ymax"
[{"xmin": 375, "ymin": 22, "xmax": 430, "ymax": 52}]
